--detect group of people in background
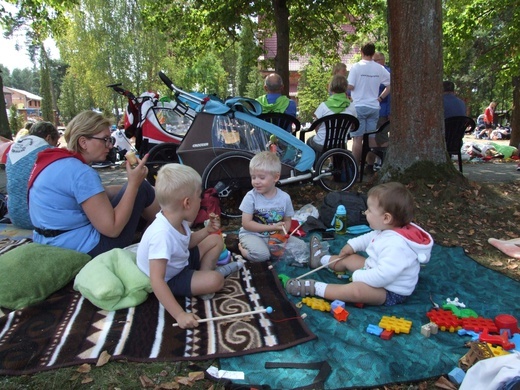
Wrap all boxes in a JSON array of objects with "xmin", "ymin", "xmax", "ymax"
[{"xmin": 256, "ymin": 42, "xmax": 391, "ymax": 172}]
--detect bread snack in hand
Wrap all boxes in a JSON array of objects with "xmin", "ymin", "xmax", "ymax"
[{"xmin": 125, "ymin": 151, "xmax": 138, "ymax": 165}]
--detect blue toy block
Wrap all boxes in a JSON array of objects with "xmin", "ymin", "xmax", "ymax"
[
  {"xmin": 331, "ymin": 300, "xmax": 346, "ymax": 311},
  {"xmin": 448, "ymin": 367, "xmax": 465, "ymax": 385},
  {"xmin": 457, "ymin": 329, "xmax": 480, "ymax": 341},
  {"xmin": 366, "ymin": 324, "xmax": 383, "ymax": 336},
  {"xmin": 510, "ymin": 333, "xmax": 520, "ymax": 352}
]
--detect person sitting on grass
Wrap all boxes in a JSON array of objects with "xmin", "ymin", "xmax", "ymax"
[
  {"xmin": 137, "ymin": 163, "xmax": 243, "ymax": 329},
  {"xmin": 286, "ymin": 182, "xmax": 433, "ymax": 306},
  {"xmin": 6, "ymin": 121, "xmax": 61, "ymax": 229},
  {"xmin": 238, "ymin": 151, "xmax": 306, "ymax": 262},
  {"xmin": 28, "ymin": 111, "xmax": 160, "ymax": 257}
]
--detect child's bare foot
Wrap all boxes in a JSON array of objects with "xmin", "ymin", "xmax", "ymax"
[{"xmin": 488, "ymin": 238, "xmax": 520, "ymax": 259}]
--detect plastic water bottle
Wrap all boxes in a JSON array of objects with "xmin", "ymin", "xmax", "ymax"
[{"xmin": 334, "ymin": 205, "xmax": 348, "ymax": 235}]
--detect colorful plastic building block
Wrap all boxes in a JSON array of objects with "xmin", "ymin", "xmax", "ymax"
[
  {"xmin": 421, "ymin": 322, "xmax": 439, "ymax": 337},
  {"xmin": 380, "ymin": 330, "xmax": 394, "ymax": 340},
  {"xmin": 448, "ymin": 367, "xmax": 466, "ymax": 385},
  {"xmin": 379, "ymin": 316, "xmax": 412, "ymax": 334},
  {"xmin": 332, "ymin": 306, "xmax": 349, "ymax": 322},
  {"xmin": 426, "ymin": 309, "xmax": 462, "ymax": 332},
  {"xmin": 495, "ymin": 314, "xmax": 520, "ymax": 334},
  {"xmin": 486, "ymin": 343, "xmax": 511, "ymax": 357},
  {"xmin": 366, "ymin": 324, "xmax": 383, "ymax": 336},
  {"xmin": 457, "ymin": 329, "xmax": 480, "ymax": 341},
  {"xmin": 510, "ymin": 334, "xmax": 520, "ymax": 353},
  {"xmin": 442, "ymin": 304, "xmax": 478, "ymax": 319},
  {"xmin": 331, "ymin": 300, "xmax": 346, "ymax": 311},
  {"xmin": 479, "ymin": 329, "xmax": 515, "ymax": 350},
  {"xmin": 278, "ymin": 274, "xmax": 291, "ymax": 287},
  {"xmin": 446, "ymin": 297, "xmax": 466, "ymax": 308},
  {"xmin": 462, "ymin": 317, "xmax": 498, "ymax": 333},
  {"xmin": 302, "ymin": 297, "xmax": 331, "ymax": 312}
]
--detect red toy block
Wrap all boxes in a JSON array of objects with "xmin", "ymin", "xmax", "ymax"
[
  {"xmin": 332, "ymin": 306, "xmax": 349, "ymax": 322},
  {"xmin": 462, "ymin": 317, "xmax": 498, "ymax": 333},
  {"xmin": 426, "ymin": 309, "xmax": 462, "ymax": 332},
  {"xmin": 479, "ymin": 329, "xmax": 516, "ymax": 350},
  {"xmin": 380, "ymin": 330, "xmax": 394, "ymax": 340}
]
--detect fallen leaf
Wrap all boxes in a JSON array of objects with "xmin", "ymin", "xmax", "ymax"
[
  {"xmin": 156, "ymin": 382, "xmax": 180, "ymax": 389},
  {"xmin": 96, "ymin": 350, "xmax": 111, "ymax": 367},
  {"xmin": 188, "ymin": 371, "xmax": 204, "ymax": 381},
  {"xmin": 81, "ymin": 376, "xmax": 94, "ymax": 384},
  {"xmin": 506, "ymin": 264, "xmax": 518, "ymax": 270},
  {"xmin": 140, "ymin": 375, "xmax": 155, "ymax": 388},
  {"xmin": 434, "ymin": 375, "xmax": 457, "ymax": 390},
  {"xmin": 160, "ymin": 370, "xmax": 169, "ymax": 377},
  {"xmin": 69, "ymin": 373, "xmax": 81, "ymax": 381},
  {"xmin": 77, "ymin": 363, "xmax": 91, "ymax": 373},
  {"xmin": 490, "ymin": 261, "xmax": 503, "ymax": 267},
  {"xmin": 175, "ymin": 376, "xmax": 192, "ymax": 385}
]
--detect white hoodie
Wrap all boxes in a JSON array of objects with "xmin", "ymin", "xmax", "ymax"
[{"xmin": 348, "ymin": 222, "xmax": 433, "ymax": 296}]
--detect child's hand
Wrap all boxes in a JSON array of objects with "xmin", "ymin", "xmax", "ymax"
[
  {"xmin": 175, "ymin": 312, "xmax": 201, "ymax": 329},
  {"xmin": 339, "ymin": 244, "xmax": 354, "ymax": 258},
  {"xmin": 273, "ymin": 221, "xmax": 286, "ymax": 233},
  {"xmin": 206, "ymin": 213, "xmax": 221, "ymax": 234}
]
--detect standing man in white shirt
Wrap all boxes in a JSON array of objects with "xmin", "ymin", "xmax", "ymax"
[{"xmin": 347, "ymin": 43, "xmax": 391, "ymax": 165}]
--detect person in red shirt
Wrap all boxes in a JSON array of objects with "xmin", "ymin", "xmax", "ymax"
[{"xmin": 478, "ymin": 101, "xmax": 497, "ymax": 139}]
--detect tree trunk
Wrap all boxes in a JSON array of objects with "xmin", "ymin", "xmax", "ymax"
[
  {"xmin": 0, "ymin": 70, "xmax": 11, "ymax": 139},
  {"xmin": 510, "ymin": 76, "xmax": 520, "ymax": 149},
  {"xmin": 382, "ymin": 0, "xmax": 454, "ymax": 180},
  {"xmin": 272, "ymin": 0, "xmax": 290, "ymax": 97}
]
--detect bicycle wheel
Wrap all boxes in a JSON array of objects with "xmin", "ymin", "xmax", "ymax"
[
  {"xmin": 315, "ymin": 148, "xmax": 358, "ymax": 192},
  {"xmin": 202, "ymin": 151, "xmax": 253, "ymax": 218},
  {"xmin": 145, "ymin": 143, "xmax": 179, "ymax": 185}
]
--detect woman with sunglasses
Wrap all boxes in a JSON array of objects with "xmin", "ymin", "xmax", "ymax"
[{"xmin": 28, "ymin": 110, "xmax": 160, "ymax": 257}]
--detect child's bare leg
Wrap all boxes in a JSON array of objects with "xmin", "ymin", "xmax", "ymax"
[
  {"xmin": 198, "ymin": 234, "xmax": 224, "ymax": 270},
  {"xmin": 323, "ymin": 282, "xmax": 387, "ymax": 305},
  {"xmin": 191, "ymin": 270, "xmax": 224, "ymax": 295},
  {"xmin": 488, "ymin": 238, "xmax": 520, "ymax": 259},
  {"xmin": 326, "ymin": 254, "xmax": 366, "ymax": 272}
]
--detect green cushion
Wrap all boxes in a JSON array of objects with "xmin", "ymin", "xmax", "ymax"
[
  {"xmin": 0, "ymin": 243, "xmax": 92, "ymax": 309},
  {"xmin": 73, "ymin": 248, "xmax": 152, "ymax": 311}
]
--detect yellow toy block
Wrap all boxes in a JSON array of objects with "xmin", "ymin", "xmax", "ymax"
[
  {"xmin": 379, "ymin": 315, "xmax": 412, "ymax": 334},
  {"xmin": 486, "ymin": 343, "xmax": 511, "ymax": 357},
  {"xmin": 302, "ymin": 297, "xmax": 331, "ymax": 312}
]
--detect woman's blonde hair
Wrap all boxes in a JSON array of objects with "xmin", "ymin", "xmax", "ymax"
[
  {"xmin": 65, "ymin": 111, "xmax": 112, "ymax": 152},
  {"xmin": 368, "ymin": 182, "xmax": 415, "ymax": 227},
  {"xmin": 155, "ymin": 164, "xmax": 202, "ymax": 209}
]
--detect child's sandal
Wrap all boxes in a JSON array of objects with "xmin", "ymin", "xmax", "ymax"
[{"xmin": 285, "ymin": 278, "xmax": 316, "ymax": 297}]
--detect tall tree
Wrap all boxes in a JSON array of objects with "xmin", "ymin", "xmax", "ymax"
[
  {"xmin": 382, "ymin": 0, "xmax": 453, "ymax": 180},
  {"xmin": 0, "ymin": 69, "xmax": 11, "ymax": 139},
  {"xmin": 39, "ymin": 46, "xmax": 54, "ymax": 122}
]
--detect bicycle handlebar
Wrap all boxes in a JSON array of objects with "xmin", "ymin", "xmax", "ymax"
[
  {"xmin": 107, "ymin": 83, "xmax": 136, "ymax": 100},
  {"xmin": 158, "ymin": 71, "xmax": 203, "ymax": 105}
]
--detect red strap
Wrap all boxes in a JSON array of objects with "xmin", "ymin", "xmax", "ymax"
[{"xmin": 28, "ymin": 148, "xmax": 86, "ymax": 191}]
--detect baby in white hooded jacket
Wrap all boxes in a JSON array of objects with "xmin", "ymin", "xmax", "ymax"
[{"xmin": 286, "ymin": 182, "xmax": 433, "ymax": 306}]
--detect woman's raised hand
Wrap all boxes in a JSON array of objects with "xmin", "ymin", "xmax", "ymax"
[{"xmin": 126, "ymin": 153, "xmax": 149, "ymax": 186}]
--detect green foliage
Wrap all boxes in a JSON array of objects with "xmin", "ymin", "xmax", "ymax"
[
  {"xmin": 297, "ymin": 58, "xmax": 333, "ymax": 123},
  {"xmin": 235, "ymin": 21, "xmax": 262, "ymax": 97},
  {"xmin": 39, "ymin": 53, "xmax": 54, "ymax": 122},
  {"xmin": 8, "ymin": 105, "xmax": 22, "ymax": 134},
  {"xmin": 443, "ymin": 0, "xmax": 519, "ymax": 120},
  {"xmin": 245, "ymin": 69, "xmax": 264, "ymax": 100}
]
